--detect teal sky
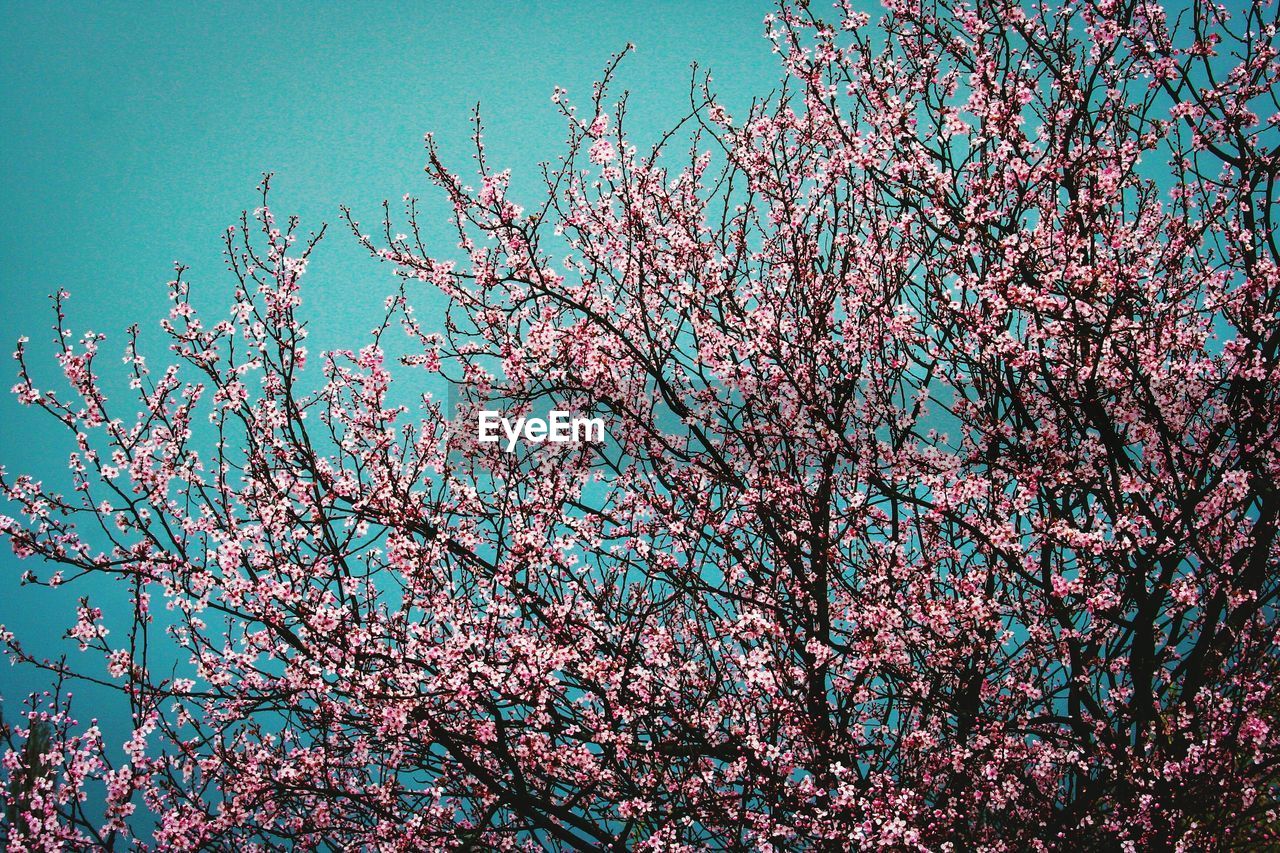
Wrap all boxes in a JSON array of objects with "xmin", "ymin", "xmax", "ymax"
[{"xmin": 0, "ymin": 1, "xmax": 778, "ymax": 735}]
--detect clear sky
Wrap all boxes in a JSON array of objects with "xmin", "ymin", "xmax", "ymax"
[{"xmin": 0, "ymin": 0, "xmax": 779, "ymax": 741}]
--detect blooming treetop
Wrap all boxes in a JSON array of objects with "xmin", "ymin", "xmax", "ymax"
[{"xmin": 3, "ymin": 0, "xmax": 1280, "ymax": 849}]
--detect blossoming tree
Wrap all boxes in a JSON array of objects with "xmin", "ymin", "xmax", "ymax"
[{"xmin": 3, "ymin": 0, "xmax": 1280, "ymax": 847}]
